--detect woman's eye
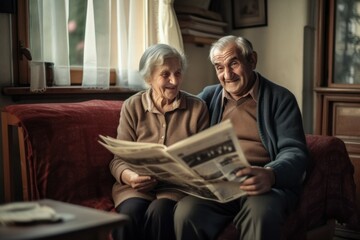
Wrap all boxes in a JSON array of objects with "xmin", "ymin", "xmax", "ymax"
[{"xmin": 161, "ymin": 72, "xmax": 170, "ymax": 78}]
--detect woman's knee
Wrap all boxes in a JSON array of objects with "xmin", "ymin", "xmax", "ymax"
[
  {"xmin": 146, "ymin": 198, "xmax": 176, "ymax": 218},
  {"xmin": 114, "ymin": 198, "xmax": 150, "ymax": 240},
  {"xmin": 116, "ymin": 198, "xmax": 151, "ymax": 220}
]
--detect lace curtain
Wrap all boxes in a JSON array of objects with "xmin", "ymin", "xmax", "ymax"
[{"xmin": 29, "ymin": 0, "xmax": 183, "ymax": 91}]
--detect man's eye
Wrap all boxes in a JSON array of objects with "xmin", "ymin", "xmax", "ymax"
[
  {"xmin": 216, "ymin": 66, "xmax": 224, "ymax": 71},
  {"xmin": 231, "ymin": 61, "xmax": 239, "ymax": 67}
]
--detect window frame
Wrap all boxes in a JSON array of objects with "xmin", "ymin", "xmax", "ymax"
[
  {"xmin": 14, "ymin": 0, "xmax": 116, "ymax": 87},
  {"xmin": 320, "ymin": 0, "xmax": 360, "ymax": 88}
]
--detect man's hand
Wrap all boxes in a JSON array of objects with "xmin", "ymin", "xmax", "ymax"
[
  {"xmin": 236, "ymin": 166, "xmax": 275, "ymax": 195},
  {"xmin": 121, "ymin": 169, "xmax": 157, "ymax": 192}
]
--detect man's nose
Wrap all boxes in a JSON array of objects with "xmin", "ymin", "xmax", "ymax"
[{"xmin": 224, "ymin": 67, "xmax": 233, "ymax": 79}]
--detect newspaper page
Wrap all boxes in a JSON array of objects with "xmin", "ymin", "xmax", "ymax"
[
  {"xmin": 166, "ymin": 119, "xmax": 250, "ymax": 202},
  {"xmin": 99, "ymin": 144, "xmax": 220, "ymax": 200},
  {"xmin": 98, "ymin": 120, "xmax": 250, "ymax": 202}
]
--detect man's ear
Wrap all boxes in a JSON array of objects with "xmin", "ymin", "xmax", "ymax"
[{"xmin": 249, "ymin": 51, "xmax": 258, "ymax": 69}]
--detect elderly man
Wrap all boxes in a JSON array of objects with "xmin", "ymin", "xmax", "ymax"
[{"xmin": 174, "ymin": 35, "xmax": 309, "ymax": 240}]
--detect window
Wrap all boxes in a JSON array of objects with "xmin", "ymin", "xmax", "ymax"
[
  {"xmin": 16, "ymin": 0, "xmax": 110, "ymax": 86},
  {"xmin": 19, "ymin": 0, "xmax": 116, "ymax": 85},
  {"xmin": 13, "ymin": 0, "xmax": 183, "ymax": 91},
  {"xmin": 333, "ymin": 0, "xmax": 360, "ymax": 85},
  {"xmin": 68, "ymin": 0, "xmax": 86, "ymax": 66},
  {"xmin": 321, "ymin": 0, "xmax": 360, "ymax": 88}
]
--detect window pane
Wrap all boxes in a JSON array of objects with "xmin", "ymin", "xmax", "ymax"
[
  {"xmin": 334, "ymin": 0, "xmax": 360, "ymax": 84},
  {"xmin": 68, "ymin": 0, "xmax": 87, "ymax": 66},
  {"xmin": 29, "ymin": 0, "xmax": 87, "ymax": 67}
]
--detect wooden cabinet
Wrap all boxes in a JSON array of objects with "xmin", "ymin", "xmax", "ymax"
[
  {"xmin": 315, "ymin": 0, "xmax": 360, "ymax": 218},
  {"xmin": 315, "ymin": 89, "xmax": 360, "ymax": 213}
]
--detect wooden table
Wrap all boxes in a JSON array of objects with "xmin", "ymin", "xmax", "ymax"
[{"xmin": 0, "ymin": 199, "xmax": 129, "ymax": 240}]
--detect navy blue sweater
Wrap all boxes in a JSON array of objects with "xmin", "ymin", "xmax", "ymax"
[{"xmin": 198, "ymin": 73, "xmax": 309, "ymax": 191}]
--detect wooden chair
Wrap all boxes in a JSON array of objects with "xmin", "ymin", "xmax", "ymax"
[{"xmin": 1, "ymin": 111, "xmax": 30, "ymax": 202}]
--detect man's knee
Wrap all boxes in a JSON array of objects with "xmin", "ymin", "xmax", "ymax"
[
  {"xmin": 174, "ymin": 196, "xmax": 198, "ymax": 222},
  {"xmin": 234, "ymin": 194, "xmax": 286, "ymax": 229}
]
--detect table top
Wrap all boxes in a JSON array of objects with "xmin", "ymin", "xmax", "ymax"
[{"xmin": 0, "ymin": 199, "xmax": 129, "ymax": 240}]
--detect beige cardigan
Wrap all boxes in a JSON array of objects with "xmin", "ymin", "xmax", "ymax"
[{"xmin": 109, "ymin": 89, "xmax": 209, "ymax": 207}]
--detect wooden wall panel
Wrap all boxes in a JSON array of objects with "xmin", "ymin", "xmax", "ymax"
[{"xmin": 316, "ymin": 91, "xmax": 360, "ymax": 217}]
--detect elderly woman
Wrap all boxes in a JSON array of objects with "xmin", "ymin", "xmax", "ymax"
[{"xmin": 110, "ymin": 43, "xmax": 209, "ymax": 240}]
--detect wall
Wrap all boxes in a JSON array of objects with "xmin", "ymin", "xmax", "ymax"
[
  {"xmin": 181, "ymin": 43, "xmax": 218, "ymax": 94},
  {"xmin": 229, "ymin": 0, "xmax": 308, "ymax": 111}
]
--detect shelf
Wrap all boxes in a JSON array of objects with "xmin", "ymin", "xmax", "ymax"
[{"xmin": 182, "ymin": 34, "xmax": 219, "ymax": 46}]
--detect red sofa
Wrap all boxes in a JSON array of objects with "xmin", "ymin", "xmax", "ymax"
[{"xmin": 1, "ymin": 100, "xmax": 358, "ymax": 239}]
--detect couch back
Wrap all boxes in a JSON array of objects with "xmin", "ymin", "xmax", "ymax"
[{"xmin": 4, "ymin": 100, "xmax": 123, "ymax": 210}]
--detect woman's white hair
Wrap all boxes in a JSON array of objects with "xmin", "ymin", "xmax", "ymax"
[{"xmin": 139, "ymin": 44, "xmax": 187, "ymax": 83}]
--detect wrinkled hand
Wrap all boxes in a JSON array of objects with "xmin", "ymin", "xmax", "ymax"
[
  {"xmin": 236, "ymin": 166, "xmax": 275, "ymax": 195},
  {"xmin": 121, "ymin": 169, "xmax": 157, "ymax": 192}
]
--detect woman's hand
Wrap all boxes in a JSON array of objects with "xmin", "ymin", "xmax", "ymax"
[{"xmin": 121, "ymin": 169, "xmax": 158, "ymax": 192}]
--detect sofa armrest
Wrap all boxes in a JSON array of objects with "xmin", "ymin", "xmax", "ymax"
[
  {"xmin": 1, "ymin": 111, "xmax": 28, "ymax": 202},
  {"xmin": 305, "ymin": 135, "xmax": 356, "ymax": 223},
  {"xmin": 284, "ymin": 135, "xmax": 358, "ymax": 236},
  {"xmin": 2, "ymin": 100, "xmax": 123, "ymax": 209}
]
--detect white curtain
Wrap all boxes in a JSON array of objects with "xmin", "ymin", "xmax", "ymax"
[
  {"xmin": 158, "ymin": 0, "xmax": 184, "ymax": 54},
  {"xmin": 116, "ymin": 0, "xmax": 149, "ymax": 88},
  {"xmin": 29, "ymin": 0, "xmax": 71, "ymax": 92},
  {"xmin": 29, "ymin": 0, "xmax": 183, "ymax": 91},
  {"xmin": 115, "ymin": 0, "xmax": 183, "ymax": 88},
  {"xmin": 82, "ymin": 0, "xmax": 111, "ymax": 89}
]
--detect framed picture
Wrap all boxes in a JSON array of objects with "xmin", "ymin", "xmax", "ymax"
[{"xmin": 232, "ymin": 0, "xmax": 267, "ymax": 29}]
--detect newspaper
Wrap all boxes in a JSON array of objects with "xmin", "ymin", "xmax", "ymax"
[
  {"xmin": 99, "ymin": 120, "xmax": 250, "ymax": 203},
  {"xmin": 0, "ymin": 202, "xmax": 72, "ymax": 225}
]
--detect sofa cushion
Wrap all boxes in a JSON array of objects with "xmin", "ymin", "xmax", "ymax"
[{"xmin": 4, "ymin": 100, "xmax": 123, "ymax": 210}]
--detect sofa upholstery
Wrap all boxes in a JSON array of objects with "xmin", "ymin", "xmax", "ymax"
[{"xmin": 1, "ymin": 99, "xmax": 358, "ymax": 239}]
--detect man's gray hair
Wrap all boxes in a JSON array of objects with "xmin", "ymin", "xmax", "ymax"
[{"xmin": 209, "ymin": 35, "xmax": 254, "ymax": 64}]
